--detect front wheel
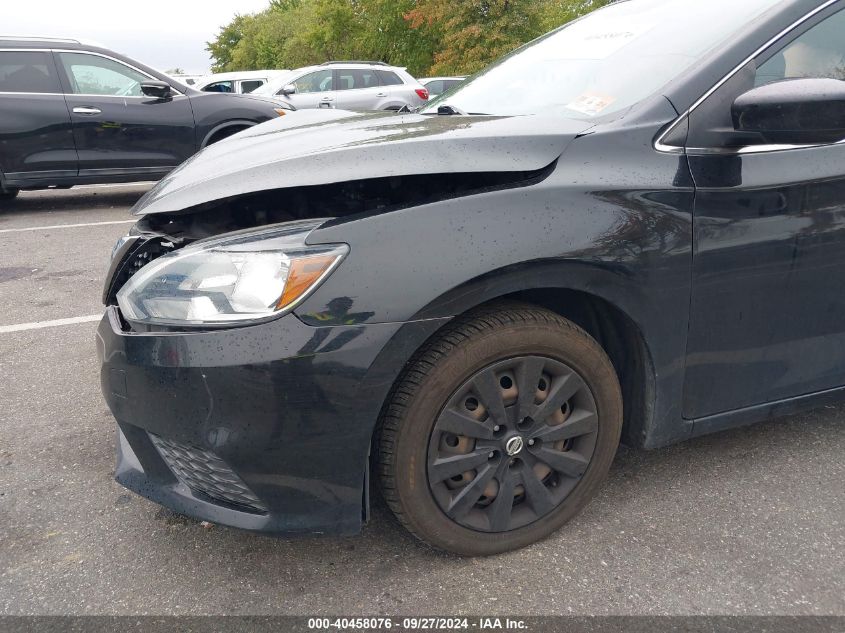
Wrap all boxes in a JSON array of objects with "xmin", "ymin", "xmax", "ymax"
[
  {"xmin": 0, "ymin": 188, "xmax": 19, "ymax": 201},
  {"xmin": 377, "ymin": 304, "xmax": 622, "ymax": 555}
]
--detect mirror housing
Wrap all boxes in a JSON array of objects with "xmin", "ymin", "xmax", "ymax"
[
  {"xmin": 141, "ymin": 81, "xmax": 172, "ymax": 99},
  {"xmin": 280, "ymin": 83, "xmax": 297, "ymax": 96},
  {"xmin": 732, "ymin": 78, "xmax": 845, "ymax": 145}
]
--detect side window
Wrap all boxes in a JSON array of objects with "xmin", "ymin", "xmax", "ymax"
[
  {"xmin": 59, "ymin": 52, "xmax": 150, "ymax": 97},
  {"xmin": 295, "ymin": 70, "xmax": 333, "ymax": 93},
  {"xmin": 0, "ymin": 51, "xmax": 60, "ymax": 93},
  {"xmin": 685, "ymin": 7, "xmax": 845, "ymax": 150},
  {"xmin": 239, "ymin": 79, "xmax": 264, "ymax": 93},
  {"xmin": 336, "ymin": 69, "xmax": 379, "ymax": 91},
  {"xmin": 425, "ymin": 80, "xmax": 445, "ymax": 95},
  {"xmin": 203, "ymin": 81, "xmax": 234, "ymax": 93},
  {"xmin": 376, "ymin": 70, "xmax": 403, "ymax": 86},
  {"xmin": 756, "ymin": 8, "xmax": 845, "ymax": 86}
]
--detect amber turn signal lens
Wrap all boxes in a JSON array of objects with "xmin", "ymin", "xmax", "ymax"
[
  {"xmin": 274, "ymin": 108, "xmax": 287, "ymax": 116},
  {"xmin": 276, "ymin": 254, "xmax": 339, "ymax": 310}
]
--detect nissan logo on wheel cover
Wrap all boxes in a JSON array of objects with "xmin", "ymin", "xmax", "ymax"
[{"xmin": 505, "ymin": 436, "xmax": 524, "ymax": 456}]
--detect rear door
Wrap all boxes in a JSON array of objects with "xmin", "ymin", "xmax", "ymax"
[
  {"xmin": 333, "ymin": 68, "xmax": 384, "ymax": 110},
  {"xmin": 375, "ymin": 69, "xmax": 410, "ymax": 105},
  {"xmin": 56, "ymin": 51, "xmax": 195, "ymax": 177},
  {"xmin": 0, "ymin": 49, "xmax": 77, "ymax": 183}
]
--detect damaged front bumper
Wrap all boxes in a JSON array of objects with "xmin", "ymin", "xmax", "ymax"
[{"xmin": 97, "ymin": 306, "xmax": 440, "ymax": 535}]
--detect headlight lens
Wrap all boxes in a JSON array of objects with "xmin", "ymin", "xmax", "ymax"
[{"xmin": 116, "ymin": 221, "xmax": 346, "ymax": 327}]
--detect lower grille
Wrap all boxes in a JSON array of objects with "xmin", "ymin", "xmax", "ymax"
[{"xmin": 149, "ymin": 434, "xmax": 268, "ymax": 514}]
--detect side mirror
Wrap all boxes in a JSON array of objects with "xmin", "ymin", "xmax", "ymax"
[
  {"xmin": 732, "ymin": 78, "xmax": 845, "ymax": 145},
  {"xmin": 280, "ymin": 83, "xmax": 297, "ymax": 96},
  {"xmin": 141, "ymin": 81, "xmax": 172, "ymax": 99}
]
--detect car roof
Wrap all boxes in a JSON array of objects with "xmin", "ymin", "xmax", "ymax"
[
  {"xmin": 295, "ymin": 63, "xmax": 406, "ymax": 72},
  {"xmin": 0, "ymin": 36, "xmax": 102, "ymax": 49}
]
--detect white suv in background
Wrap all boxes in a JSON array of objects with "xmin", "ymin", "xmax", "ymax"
[
  {"xmin": 195, "ymin": 70, "xmax": 291, "ymax": 95},
  {"xmin": 253, "ymin": 61, "xmax": 429, "ymax": 111}
]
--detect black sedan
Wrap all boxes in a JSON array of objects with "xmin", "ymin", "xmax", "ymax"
[
  {"xmin": 0, "ymin": 37, "xmax": 292, "ymax": 200},
  {"xmin": 99, "ymin": 0, "xmax": 845, "ymax": 555}
]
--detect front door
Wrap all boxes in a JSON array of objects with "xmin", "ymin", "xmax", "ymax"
[
  {"xmin": 683, "ymin": 4, "xmax": 845, "ymax": 418},
  {"xmin": 286, "ymin": 69, "xmax": 337, "ymax": 109},
  {"xmin": 55, "ymin": 51, "xmax": 195, "ymax": 177}
]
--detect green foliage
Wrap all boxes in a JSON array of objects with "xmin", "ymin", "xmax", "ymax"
[{"xmin": 207, "ymin": 0, "xmax": 608, "ymax": 76}]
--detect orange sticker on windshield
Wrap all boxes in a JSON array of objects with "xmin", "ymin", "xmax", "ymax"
[{"xmin": 566, "ymin": 93, "xmax": 617, "ymax": 116}]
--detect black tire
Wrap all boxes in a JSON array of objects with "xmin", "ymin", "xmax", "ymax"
[
  {"xmin": 206, "ymin": 125, "xmax": 249, "ymax": 146},
  {"xmin": 377, "ymin": 303, "xmax": 622, "ymax": 555},
  {"xmin": 0, "ymin": 188, "xmax": 19, "ymax": 201}
]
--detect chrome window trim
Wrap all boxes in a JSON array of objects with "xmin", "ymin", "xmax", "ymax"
[
  {"xmin": 53, "ymin": 49, "xmax": 185, "ymax": 97},
  {"xmin": 654, "ymin": 0, "xmax": 842, "ymax": 156},
  {"xmin": 685, "ymin": 138, "xmax": 845, "ymax": 156},
  {"xmin": 0, "ymin": 91, "xmax": 64, "ymax": 96}
]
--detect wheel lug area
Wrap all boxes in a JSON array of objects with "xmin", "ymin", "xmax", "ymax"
[{"xmin": 528, "ymin": 438, "xmax": 535, "ymax": 446}]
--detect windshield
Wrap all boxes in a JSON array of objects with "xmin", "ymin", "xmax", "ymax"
[
  {"xmin": 253, "ymin": 71, "xmax": 296, "ymax": 96},
  {"xmin": 421, "ymin": 0, "xmax": 783, "ymax": 118}
]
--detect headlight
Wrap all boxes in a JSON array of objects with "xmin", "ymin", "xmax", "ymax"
[{"xmin": 116, "ymin": 220, "xmax": 346, "ymax": 327}]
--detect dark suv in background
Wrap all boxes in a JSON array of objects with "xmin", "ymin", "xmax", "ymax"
[{"xmin": 0, "ymin": 37, "xmax": 292, "ymax": 200}]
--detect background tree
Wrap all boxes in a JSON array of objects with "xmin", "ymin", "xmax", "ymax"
[{"xmin": 207, "ymin": 0, "xmax": 609, "ymax": 76}]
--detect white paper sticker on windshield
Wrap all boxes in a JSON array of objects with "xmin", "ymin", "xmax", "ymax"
[
  {"xmin": 566, "ymin": 93, "xmax": 617, "ymax": 116},
  {"xmin": 555, "ymin": 19, "xmax": 655, "ymax": 60}
]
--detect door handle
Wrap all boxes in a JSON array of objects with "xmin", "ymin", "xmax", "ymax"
[
  {"xmin": 73, "ymin": 106, "xmax": 102, "ymax": 115},
  {"xmin": 321, "ymin": 96, "xmax": 334, "ymax": 102},
  {"xmin": 376, "ymin": 92, "xmax": 387, "ymax": 97}
]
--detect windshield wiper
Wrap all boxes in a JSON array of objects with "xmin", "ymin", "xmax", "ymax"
[{"xmin": 435, "ymin": 104, "xmax": 467, "ymax": 115}]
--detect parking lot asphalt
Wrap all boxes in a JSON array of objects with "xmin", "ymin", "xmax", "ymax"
[{"xmin": 0, "ymin": 186, "xmax": 843, "ymax": 616}]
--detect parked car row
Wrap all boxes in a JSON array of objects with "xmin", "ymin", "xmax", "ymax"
[
  {"xmin": 0, "ymin": 37, "xmax": 294, "ymax": 198},
  {"xmin": 0, "ymin": 37, "xmax": 463, "ymax": 199},
  {"xmin": 181, "ymin": 65, "xmax": 465, "ymax": 108}
]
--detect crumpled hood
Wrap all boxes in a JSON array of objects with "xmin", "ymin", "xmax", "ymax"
[{"xmin": 133, "ymin": 109, "xmax": 593, "ymax": 215}]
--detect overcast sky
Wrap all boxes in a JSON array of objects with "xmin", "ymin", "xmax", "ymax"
[{"xmin": 5, "ymin": 0, "xmax": 271, "ymax": 74}]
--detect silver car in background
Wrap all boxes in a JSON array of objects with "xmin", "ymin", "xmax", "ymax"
[{"xmin": 254, "ymin": 61, "xmax": 429, "ymax": 111}]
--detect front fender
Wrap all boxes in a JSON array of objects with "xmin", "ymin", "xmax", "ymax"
[{"xmin": 298, "ymin": 104, "xmax": 695, "ymax": 447}]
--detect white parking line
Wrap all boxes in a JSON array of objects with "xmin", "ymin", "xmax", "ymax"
[
  {"xmin": 0, "ymin": 219, "xmax": 135, "ymax": 234},
  {"xmin": 0, "ymin": 314, "xmax": 102, "ymax": 334}
]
